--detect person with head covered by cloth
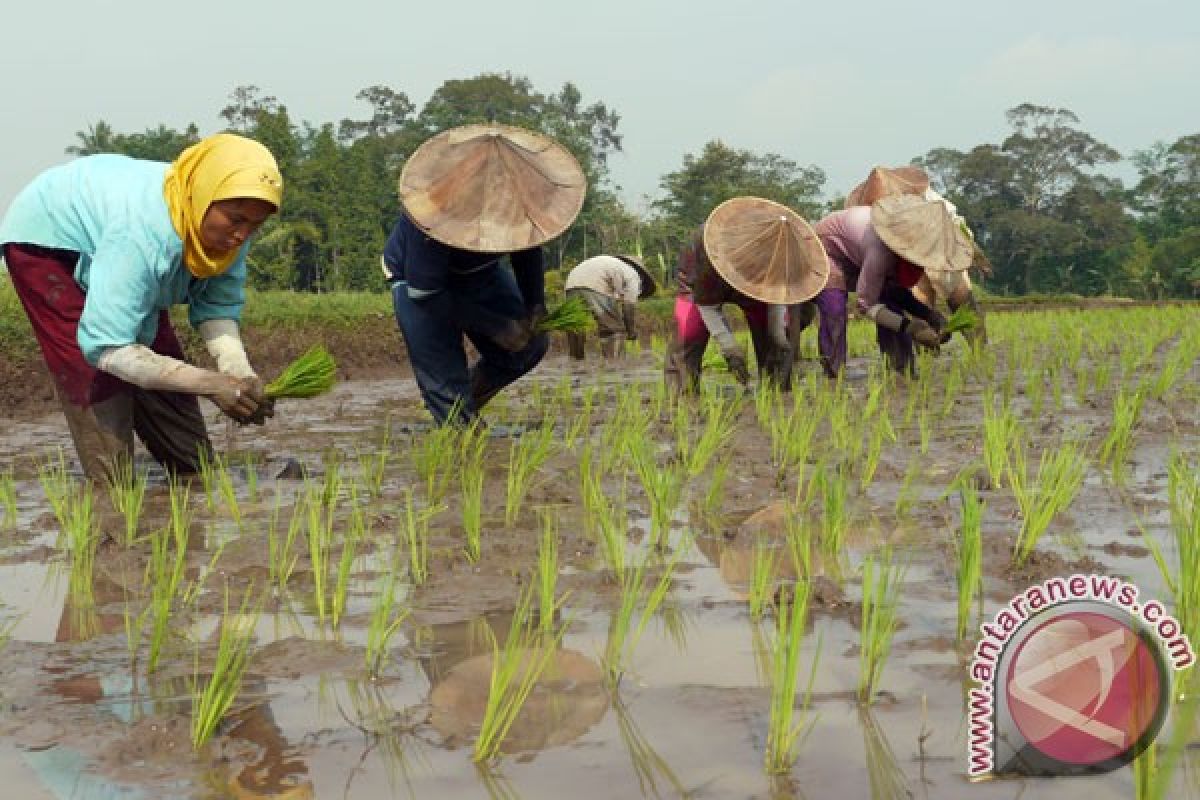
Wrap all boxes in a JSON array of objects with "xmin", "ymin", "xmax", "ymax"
[
  {"xmin": 383, "ymin": 124, "xmax": 587, "ymax": 426},
  {"xmin": 0, "ymin": 133, "xmax": 282, "ymax": 483},
  {"xmin": 663, "ymin": 197, "xmax": 828, "ymax": 394},
  {"xmin": 810, "ymin": 191, "xmax": 974, "ymax": 376}
]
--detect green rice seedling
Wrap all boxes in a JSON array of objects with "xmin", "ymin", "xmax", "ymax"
[
  {"xmin": 241, "ymin": 453, "xmax": 259, "ymax": 503},
  {"xmin": 473, "ymin": 585, "xmax": 568, "ymax": 763},
  {"xmin": 357, "ymin": 446, "xmax": 389, "ymax": 499},
  {"xmin": 400, "ymin": 490, "xmax": 442, "ymax": 586},
  {"xmin": 212, "ymin": 452, "xmax": 241, "ymax": 525},
  {"xmin": 190, "ymin": 589, "xmax": 260, "ymax": 749},
  {"xmin": 603, "ymin": 547, "xmax": 683, "ymax": 686},
  {"xmin": 0, "ymin": 468, "xmax": 16, "ymax": 527},
  {"xmin": 1092, "ymin": 359, "xmax": 1112, "ymax": 396},
  {"xmin": 939, "ymin": 363, "xmax": 965, "ymax": 421},
  {"xmin": 893, "ymin": 458, "xmax": 922, "ymax": 519},
  {"xmin": 304, "ymin": 487, "xmax": 334, "ymax": 621},
  {"xmin": 747, "ymin": 536, "xmax": 779, "ymax": 621},
  {"xmin": 503, "ymin": 421, "xmax": 555, "ymax": 527},
  {"xmin": 680, "ymin": 394, "xmax": 742, "ymax": 478},
  {"xmin": 195, "ymin": 448, "xmax": 218, "ymax": 512},
  {"xmin": 1049, "ymin": 362, "xmax": 1064, "ymax": 410},
  {"xmin": 982, "ymin": 397, "xmax": 1020, "ymax": 491},
  {"xmin": 1010, "ymin": 436, "xmax": 1088, "ymax": 567},
  {"xmin": 858, "ymin": 553, "xmax": 904, "ymax": 704},
  {"xmin": 584, "ymin": 463, "xmax": 628, "ymax": 580},
  {"xmin": 917, "ymin": 409, "xmax": 932, "ymax": 456},
  {"xmin": 764, "ymin": 580, "xmax": 819, "ymax": 774},
  {"xmin": 269, "ymin": 493, "xmax": 304, "ymax": 594},
  {"xmin": 62, "ymin": 481, "xmax": 98, "ymax": 617},
  {"xmin": 1132, "ymin": 680, "xmax": 1200, "ymax": 799},
  {"xmin": 1098, "ymin": 384, "xmax": 1145, "ymax": 486},
  {"xmin": 815, "ymin": 462, "xmax": 849, "ymax": 557},
  {"xmin": 331, "ymin": 491, "xmax": 367, "ymax": 628},
  {"xmin": 536, "ymin": 510, "xmax": 560, "ymax": 630},
  {"xmin": 700, "ymin": 456, "xmax": 731, "ymax": 523},
  {"xmin": 942, "ymin": 306, "xmax": 978, "ymax": 335},
  {"xmin": 38, "ymin": 449, "xmax": 72, "ymax": 534},
  {"xmin": 460, "ymin": 442, "xmax": 486, "ymax": 563},
  {"xmin": 104, "ymin": 455, "xmax": 147, "ymax": 544},
  {"xmin": 366, "ymin": 560, "xmax": 410, "ymax": 677},
  {"xmin": 955, "ymin": 485, "xmax": 984, "ymax": 641},
  {"xmin": 628, "ymin": 438, "xmax": 686, "ymax": 548},
  {"xmin": 534, "ymin": 294, "xmax": 595, "ymax": 333},
  {"xmin": 768, "ymin": 398, "xmax": 822, "ymax": 491},
  {"xmin": 1144, "ymin": 454, "xmax": 1200, "ymax": 646},
  {"xmin": 144, "ymin": 519, "xmax": 189, "ymax": 673},
  {"xmin": 319, "ymin": 457, "xmax": 344, "ymax": 512},
  {"xmin": 1024, "ymin": 364, "xmax": 1046, "ymax": 417},
  {"xmin": 265, "ymin": 344, "xmax": 337, "ymax": 399},
  {"xmin": 1149, "ymin": 330, "xmax": 1200, "ymax": 401},
  {"xmin": 859, "ymin": 415, "xmax": 891, "ymax": 491}
]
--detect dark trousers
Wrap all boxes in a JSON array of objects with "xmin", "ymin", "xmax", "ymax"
[
  {"xmin": 390, "ymin": 265, "xmax": 547, "ymax": 425},
  {"xmin": 4, "ymin": 243, "xmax": 212, "ymax": 482}
]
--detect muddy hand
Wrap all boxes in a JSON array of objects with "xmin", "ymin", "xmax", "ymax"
[
  {"xmin": 211, "ymin": 374, "xmax": 268, "ymax": 423},
  {"xmin": 907, "ymin": 319, "xmax": 942, "ymax": 352},
  {"xmin": 238, "ymin": 376, "xmax": 276, "ymax": 426},
  {"xmin": 724, "ymin": 350, "xmax": 752, "ymax": 386},
  {"xmin": 492, "ymin": 318, "xmax": 535, "ymax": 353}
]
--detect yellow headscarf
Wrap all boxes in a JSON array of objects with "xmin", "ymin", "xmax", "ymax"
[{"xmin": 163, "ymin": 133, "xmax": 284, "ymax": 278}]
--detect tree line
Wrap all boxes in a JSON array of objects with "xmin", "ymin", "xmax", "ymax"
[{"xmin": 64, "ymin": 74, "xmax": 1200, "ymax": 299}]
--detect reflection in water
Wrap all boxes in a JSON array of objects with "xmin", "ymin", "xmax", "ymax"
[
  {"xmin": 859, "ymin": 707, "xmax": 912, "ymax": 800},
  {"xmin": 421, "ymin": 611, "xmax": 609, "ymax": 757},
  {"xmin": 334, "ymin": 677, "xmax": 432, "ymax": 800},
  {"xmin": 612, "ymin": 695, "xmax": 690, "ymax": 799}
]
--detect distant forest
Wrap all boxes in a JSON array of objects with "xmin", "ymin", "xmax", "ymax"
[{"xmin": 63, "ymin": 73, "xmax": 1200, "ymax": 298}]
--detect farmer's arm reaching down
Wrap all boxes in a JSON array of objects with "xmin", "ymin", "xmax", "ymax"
[
  {"xmin": 698, "ymin": 304, "xmax": 750, "ymax": 384},
  {"xmin": 97, "ymin": 344, "xmax": 265, "ymax": 420}
]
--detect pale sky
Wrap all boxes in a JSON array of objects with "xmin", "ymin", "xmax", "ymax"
[{"xmin": 1, "ymin": 0, "xmax": 1197, "ymax": 217}]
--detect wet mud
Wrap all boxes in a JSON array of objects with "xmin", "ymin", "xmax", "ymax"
[{"xmin": 1, "ymin": 310, "xmax": 1199, "ymax": 799}]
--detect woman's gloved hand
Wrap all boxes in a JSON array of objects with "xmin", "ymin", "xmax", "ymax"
[
  {"xmin": 906, "ymin": 318, "xmax": 943, "ymax": 351},
  {"xmin": 211, "ymin": 374, "xmax": 272, "ymax": 423}
]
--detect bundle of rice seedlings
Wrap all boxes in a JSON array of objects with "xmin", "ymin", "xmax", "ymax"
[
  {"xmin": 535, "ymin": 296, "xmax": 595, "ymax": 333},
  {"xmin": 942, "ymin": 306, "xmax": 978, "ymax": 336},
  {"xmin": 265, "ymin": 345, "xmax": 337, "ymax": 399}
]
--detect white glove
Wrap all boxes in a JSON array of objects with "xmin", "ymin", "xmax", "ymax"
[{"xmin": 197, "ymin": 318, "xmax": 256, "ymax": 379}]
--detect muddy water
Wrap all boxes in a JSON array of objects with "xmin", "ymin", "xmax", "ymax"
[{"xmin": 1, "ymin": 336, "xmax": 1199, "ymax": 800}]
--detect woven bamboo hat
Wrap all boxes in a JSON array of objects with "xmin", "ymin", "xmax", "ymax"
[
  {"xmin": 398, "ymin": 124, "xmax": 587, "ymax": 253},
  {"xmin": 844, "ymin": 165, "xmax": 930, "ymax": 208},
  {"xmin": 702, "ymin": 197, "xmax": 829, "ymax": 304},
  {"xmin": 871, "ymin": 194, "xmax": 973, "ymax": 273},
  {"xmin": 614, "ymin": 255, "xmax": 658, "ymax": 298}
]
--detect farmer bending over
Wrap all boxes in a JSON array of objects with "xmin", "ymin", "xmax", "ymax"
[
  {"xmin": 808, "ymin": 193, "xmax": 973, "ymax": 376},
  {"xmin": 663, "ymin": 197, "xmax": 828, "ymax": 394},
  {"xmin": 383, "ymin": 124, "xmax": 586, "ymax": 426},
  {"xmin": 564, "ymin": 254, "xmax": 657, "ymax": 360},
  {"xmin": 0, "ymin": 134, "xmax": 281, "ymax": 483}
]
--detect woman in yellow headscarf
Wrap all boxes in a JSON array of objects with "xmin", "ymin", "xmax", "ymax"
[{"xmin": 0, "ymin": 132, "xmax": 283, "ymax": 482}]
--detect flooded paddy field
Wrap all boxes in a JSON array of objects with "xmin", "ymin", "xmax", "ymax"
[{"xmin": 2, "ymin": 306, "xmax": 1200, "ymax": 799}]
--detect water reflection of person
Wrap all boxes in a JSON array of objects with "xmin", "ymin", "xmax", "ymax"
[
  {"xmin": 24, "ymin": 568, "xmax": 313, "ymax": 800},
  {"xmin": 419, "ymin": 610, "xmax": 609, "ymax": 755}
]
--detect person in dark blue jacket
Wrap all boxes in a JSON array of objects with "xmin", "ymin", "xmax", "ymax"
[{"xmin": 384, "ymin": 124, "xmax": 586, "ymax": 425}]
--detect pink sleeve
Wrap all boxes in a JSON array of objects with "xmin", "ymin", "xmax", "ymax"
[{"xmin": 854, "ymin": 225, "xmax": 900, "ymax": 312}]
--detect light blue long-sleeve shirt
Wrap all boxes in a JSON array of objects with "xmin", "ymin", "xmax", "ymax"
[{"xmin": 0, "ymin": 154, "xmax": 249, "ymax": 365}]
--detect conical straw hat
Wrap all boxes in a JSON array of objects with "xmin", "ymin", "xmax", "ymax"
[
  {"xmin": 614, "ymin": 255, "xmax": 658, "ymax": 298},
  {"xmin": 871, "ymin": 194, "xmax": 973, "ymax": 273},
  {"xmin": 398, "ymin": 124, "xmax": 587, "ymax": 253},
  {"xmin": 845, "ymin": 165, "xmax": 930, "ymax": 208},
  {"xmin": 702, "ymin": 197, "xmax": 829, "ymax": 304}
]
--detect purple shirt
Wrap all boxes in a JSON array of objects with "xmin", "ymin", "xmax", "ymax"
[{"xmin": 814, "ymin": 206, "xmax": 903, "ymax": 310}]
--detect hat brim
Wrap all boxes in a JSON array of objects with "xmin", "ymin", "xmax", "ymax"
[
  {"xmin": 702, "ymin": 197, "xmax": 829, "ymax": 304},
  {"xmin": 399, "ymin": 124, "xmax": 587, "ymax": 253},
  {"xmin": 614, "ymin": 255, "xmax": 658, "ymax": 298},
  {"xmin": 871, "ymin": 195, "xmax": 973, "ymax": 273}
]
